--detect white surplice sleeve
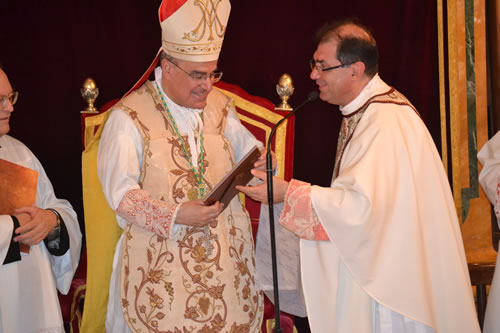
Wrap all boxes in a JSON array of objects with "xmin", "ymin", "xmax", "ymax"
[
  {"xmin": 34, "ymin": 157, "xmax": 82, "ymax": 294},
  {"xmin": 0, "ymin": 216, "xmax": 14, "ymax": 264},
  {"xmin": 478, "ymin": 130, "xmax": 500, "ymax": 218},
  {"xmin": 478, "ymin": 133, "xmax": 500, "ymax": 333},
  {"xmin": 224, "ymin": 104, "xmax": 263, "ymax": 161},
  {"xmin": 98, "ymin": 109, "xmax": 180, "ymax": 238},
  {"xmin": 98, "ymin": 109, "xmax": 143, "ymax": 229}
]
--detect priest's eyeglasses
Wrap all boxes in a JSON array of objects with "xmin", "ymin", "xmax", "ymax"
[
  {"xmin": 167, "ymin": 59, "xmax": 223, "ymax": 83},
  {"xmin": 310, "ymin": 59, "xmax": 353, "ymax": 73},
  {"xmin": 0, "ymin": 91, "xmax": 19, "ymax": 110}
]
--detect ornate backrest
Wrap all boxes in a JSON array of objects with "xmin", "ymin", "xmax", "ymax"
[{"xmin": 79, "ymin": 81, "xmax": 295, "ymax": 332}]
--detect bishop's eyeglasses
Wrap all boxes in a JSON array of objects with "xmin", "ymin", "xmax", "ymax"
[{"xmin": 167, "ymin": 58, "xmax": 223, "ymax": 83}]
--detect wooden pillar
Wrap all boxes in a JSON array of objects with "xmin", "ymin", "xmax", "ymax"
[
  {"xmin": 438, "ymin": 0, "xmax": 496, "ymax": 263},
  {"xmin": 487, "ymin": 0, "xmax": 500, "ymax": 133}
]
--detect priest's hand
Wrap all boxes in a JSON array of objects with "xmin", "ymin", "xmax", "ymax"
[
  {"xmin": 13, "ymin": 206, "xmax": 58, "ymax": 245},
  {"xmin": 236, "ymin": 169, "xmax": 289, "ymax": 204},
  {"xmin": 254, "ymin": 148, "xmax": 277, "ymax": 172},
  {"xmin": 176, "ymin": 200, "xmax": 224, "ymax": 227}
]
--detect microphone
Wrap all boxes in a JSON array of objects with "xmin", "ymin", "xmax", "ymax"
[
  {"xmin": 266, "ymin": 91, "xmax": 318, "ymax": 150},
  {"xmin": 264, "ymin": 90, "xmax": 318, "ymax": 333}
]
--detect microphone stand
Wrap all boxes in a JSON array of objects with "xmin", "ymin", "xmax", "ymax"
[{"xmin": 265, "ymin": 92, "xmax": 317, "ymax": 333}]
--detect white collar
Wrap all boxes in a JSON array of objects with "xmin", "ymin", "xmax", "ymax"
[{"xmin": 340, "ymin": 74, "xmax": 389, "ymax": 116}]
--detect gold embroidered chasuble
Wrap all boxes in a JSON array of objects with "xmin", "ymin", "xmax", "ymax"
[{"xmin": 113, "ymin": 82, "xmax": 263, "ymax": 332}]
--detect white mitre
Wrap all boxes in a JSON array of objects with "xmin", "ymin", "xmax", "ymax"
[
  {"xmin": 159, "ymin": 0, "xmax": 231, "ymax": 62},
  {"xmin": 125, "ymin": 0, "xmax": 231, "ymax": 95}
]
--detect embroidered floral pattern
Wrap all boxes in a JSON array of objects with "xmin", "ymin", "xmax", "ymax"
[
  {"xmin": 118, "ymin": 85, "xmax": 263, "ymax": 332},
  {"xmin": 117, "ymin": 189, "xmax": 178, "ymax": 238},
  {"xmin": 333, "ymin": 108, "xmax": 366, "ymax": 180},
  {"xmin": 121, "ymin": 229, "xmax": 176, "ymax": 331},
  {"xmin": 279, "ymin": 179, "xmax": 328, "ymax": 241},
  {"xmin": 147, "ymin": 82, "xmax": 211, "ymax": 203},
  {"xmin": 226, "ymin": 213, "xmax": 261, "ymax": 322},
  {"xmin": 178, "ymin": 226, "xmax": 227, "ymax": 327},
  {"xmin": 168, "ymin": 136, "xmax": 209, "ymax": 203}
]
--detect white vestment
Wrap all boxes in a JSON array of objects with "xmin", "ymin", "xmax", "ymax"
[
  {"xmin": 477, "ymin": 130, "xmax": 500, "ymax": 333},
  {"xmin": 259, "ymin": 75, "xmax": 480, "ymax": 333},
  {"xmin": 0, "ymin": 135, "xmax": 82, "ymax": 333},
  {"xmin": 98, "ymin": 67, "xmax": 262, "ymax": 333}
]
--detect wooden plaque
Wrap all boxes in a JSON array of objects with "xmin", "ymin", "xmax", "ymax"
[{"xmin": 203, "ymin": 146, "xmax": 260, "ymax": 208}]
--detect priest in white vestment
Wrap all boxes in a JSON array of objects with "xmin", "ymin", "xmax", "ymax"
[
  {"xmin": 0, "ymin": 68, "xmax": 82, "ymax": 332},
  {"xmin": 238, "ymin": 20, "xmax": 480, "ymax": 333},
  {"xmin": 478, "ymin": 130, "xmax": 500, "ymax": 333}
]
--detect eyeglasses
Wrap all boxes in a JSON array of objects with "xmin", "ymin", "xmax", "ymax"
[
  {"xmin": 167, "ymin": 58, "xmax": 223, "ymax": 83},
  {"xmin": 309, "ymin": 59, "xmax": 353, "ymax": 73},
  {"xmin": 0, "ymin": 91, "xmax": 19, "ymax": 110}
]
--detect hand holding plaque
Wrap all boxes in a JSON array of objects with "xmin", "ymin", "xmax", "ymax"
[
  {"xmin": 203, "ymin": 146, "xmax": 261, "ymax": 209},
  {"xmin": 0, "ymin": 159, "xmax": 38, "ymax": 253}
]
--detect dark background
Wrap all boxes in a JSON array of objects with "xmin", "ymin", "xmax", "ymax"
[{"xmin": 0, "ymin": 1, "xmax": 439, "ymax": 234}]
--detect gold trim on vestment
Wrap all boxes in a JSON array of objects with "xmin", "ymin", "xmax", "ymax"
[
  {"xmin": 447, "ymin": 0, "xmax": 463, "ymax": 220},
  {"xmin": 437, "ymin": 0, "xmax": 448, "ymax": 172}
]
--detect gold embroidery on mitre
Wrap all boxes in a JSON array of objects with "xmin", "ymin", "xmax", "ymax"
[{"xmin": 184, "ymin": 0, "xmax": 227, "ymax": 42}]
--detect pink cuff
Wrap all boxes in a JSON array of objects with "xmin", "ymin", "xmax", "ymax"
[
  {"xmin": 279, "ymin": 179, "xmax": 329, "ymax": 241},
  {"xmin": 117, "ymin": 189, "xmax": 179, "ymax": 239}
]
